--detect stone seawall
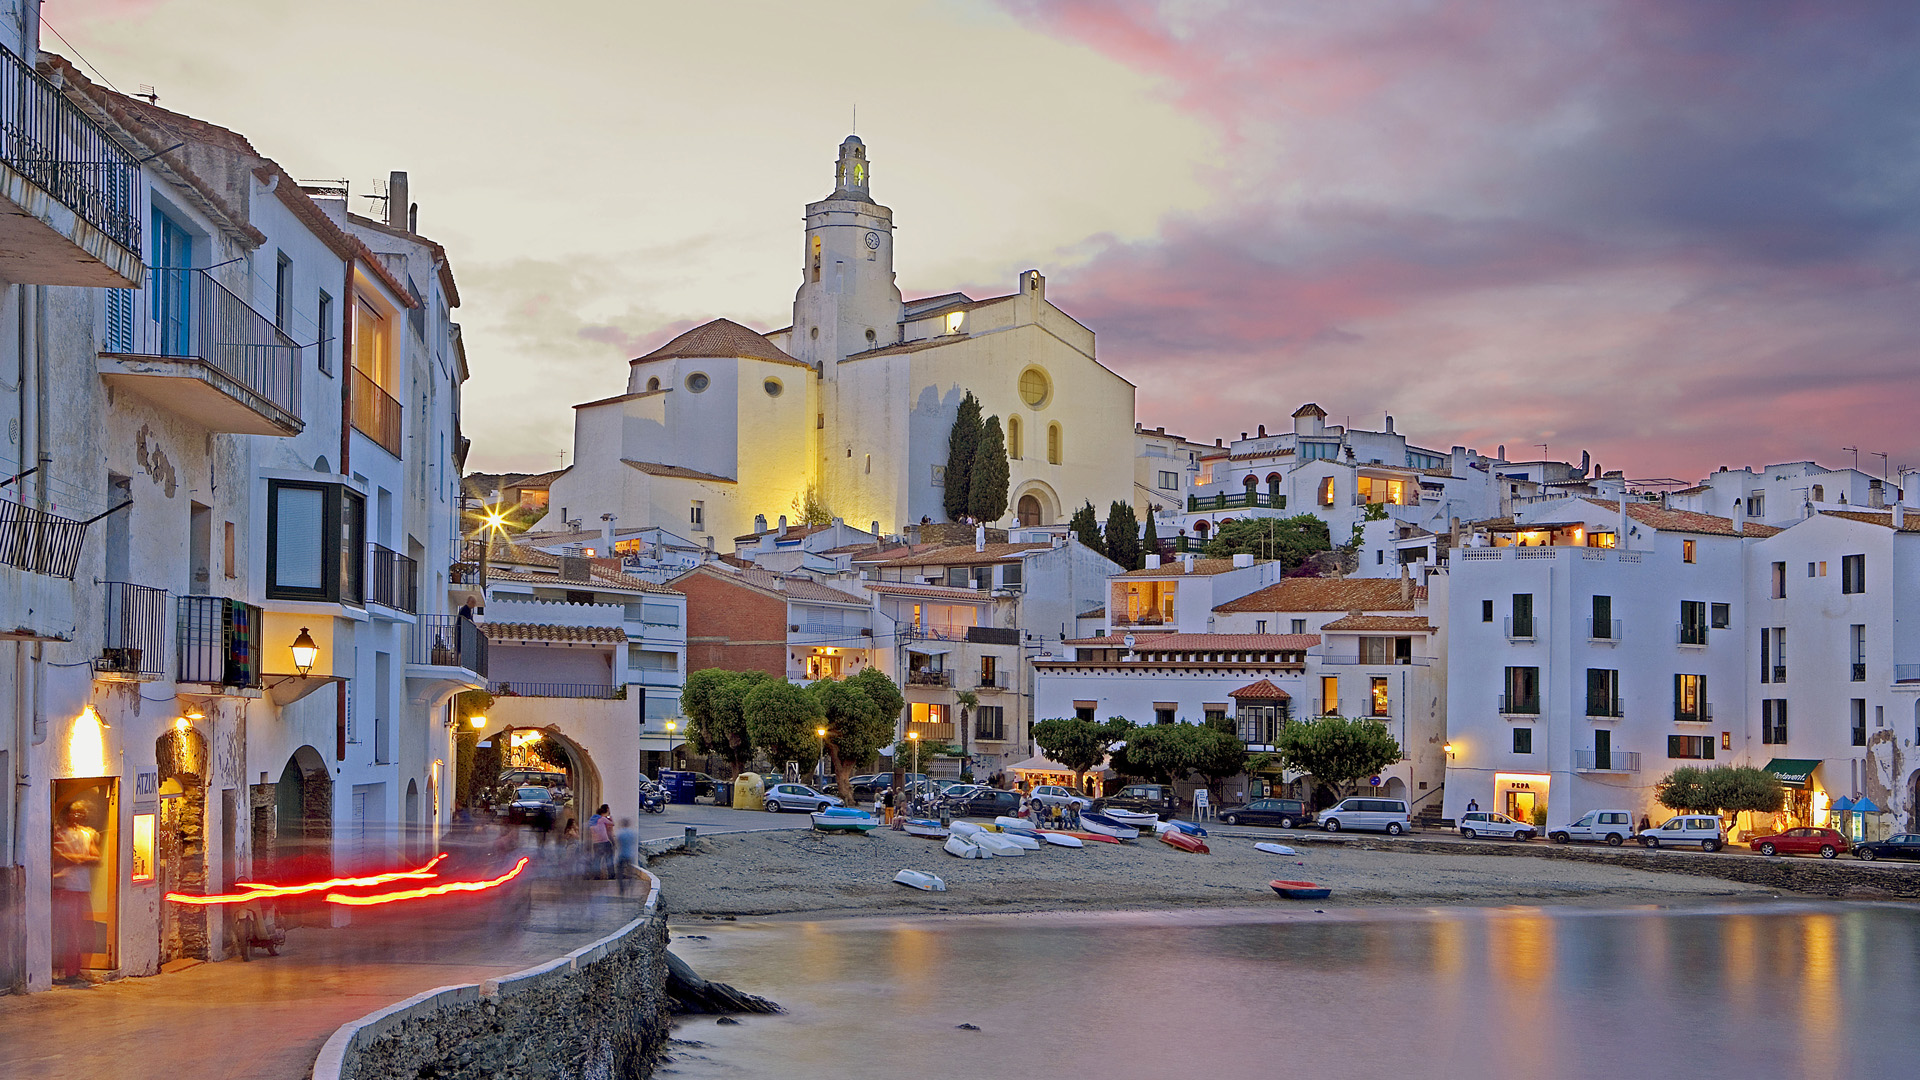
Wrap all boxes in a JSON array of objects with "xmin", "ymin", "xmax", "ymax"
[{"xmin": 312, "ymin": 839, "xmax": 686, "ymax": 1080}]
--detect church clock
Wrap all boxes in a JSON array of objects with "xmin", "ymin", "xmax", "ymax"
[{"xmin": 864, "ymin": 231, "xmax": 880, "ymax": 250}]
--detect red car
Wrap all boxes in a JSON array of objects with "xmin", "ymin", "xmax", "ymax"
[{"xmin": 1749, "ymin": 827, "xmax": 1849, "ymax": 859}]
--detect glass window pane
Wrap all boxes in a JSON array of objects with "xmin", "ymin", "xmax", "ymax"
[{"xmin": 273, "ymin": 486, "xmax": 325, "ymax": 590}]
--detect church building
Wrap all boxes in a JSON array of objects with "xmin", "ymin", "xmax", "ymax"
[{"xmin": 543, "ymin": 137, "xmax": 1136, "ymax": 545}]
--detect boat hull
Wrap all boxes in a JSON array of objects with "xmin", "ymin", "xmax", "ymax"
[
  {"xmin": 1103, "ymin": 809, "xmax": 1160, "ymax": 829},
  {"xmin": 1270, "ymin": 880, "xmax": 1331, "ymax": 899},
  {"xmin": 902, "ymin": 820, "xmax": 950, "ymax": 839},
  {"xmin": 894, "ymin": 869, "xmax": 948, "ymax": 891},
  {"xmin": 945, "ymin": 835, "xmax": 988, "ymax": 859},
  {"xmin": 1160, "ymin": 831, "xmax": 1210, "ymax": 854},
  {"xmin": 812, "ymin": 811, "xmax": 878, "ymax": 833},
  {"xmin": 1078, "ymin": 813, "xmax": 1140, "ymax": 840},
  {"xmin": 1053, "ymin": 831, "xmax": 1121, "ymax": 844},
  {"xmin": 972, "ymin": 832, "xmax": 1027, "ymax": 856},
  {"xmin": 1036, "ymin": 831, "xmax": 1085, "ymax": 848},
  {"xmin": 1253, "ymin": 842, "xmax": 1298, "ymax": 856}
]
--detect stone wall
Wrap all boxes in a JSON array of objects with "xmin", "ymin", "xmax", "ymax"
[{"xmin": 313, "ymin": 864, "xmax": 676, "ymax": 1080}]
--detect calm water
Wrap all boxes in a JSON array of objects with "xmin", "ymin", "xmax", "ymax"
[{"xmin": 660, "ymin": 902, "xmax": 1920, "ymax": 1080}]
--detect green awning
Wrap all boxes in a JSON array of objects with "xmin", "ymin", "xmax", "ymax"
[{"xmin": 1763, "ymin": 758, "xmax": 1822, "ymax": 789}]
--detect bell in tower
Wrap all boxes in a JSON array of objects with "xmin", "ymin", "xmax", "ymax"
[{"xmin": 834, "ymin": 135, "xmax": 871, "ymax": 200}]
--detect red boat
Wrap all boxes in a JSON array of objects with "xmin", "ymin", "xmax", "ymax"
[
  {"xmin": 1054, "ymin": 831, "xmax": 1122, "ymax": 845},
  {"xmin": 1160, "ymin": 830, "xmax": 1209, "ymax": 854},
  {"xmin": 1270, "ymin": 880, "xmax": 1331, "ymax": 900}
]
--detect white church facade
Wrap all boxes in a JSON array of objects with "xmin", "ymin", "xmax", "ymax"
[{"xmin": 543, "ymin": 137, "xmax": 1137, "ymax": 545}]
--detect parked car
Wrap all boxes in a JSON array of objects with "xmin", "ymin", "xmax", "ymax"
[
  {"xmin": 762, "ymin": 783, "xmax": 844, "ymax": 813},
  {"xmin": 1638, "ymin": 814, "xmax": 1724, "ymax": 851},
  {"xmin": 1749, "ymin": 827, "xmax": 1849, "ymax": 859},
  {"xmin": 954, "ymin": 789, "xmax": 1023, "ymax": 818},
  {"xmin": 851, "ymin": 773, "xmax": 929, "ymax": 801},
  {"xmin": 1458, "ymin": 811, "xmax": 1535, "ymax": 841},
  {"xmin": 502, "ymin": 785, "xmax": 561, "ymax": 826},
  {"xmin": 1096, "ymin": 784, "xmax": 1180, "ymax": 819},
  {"xmin": 1316, "ymin": 797, "xmax": 1412, "ymax": 835},
  {"xmin": 1547, "ymin": 810, "xmax": 1636, "ymax": 846},
  {"xmin": 1852, "ymin": 833, "xmax": 1920, "ymax": 861},
  {"xmin": 1029, "ymin": 785, "xmax": 1094, "ymax": 811},
  {"xmin": 938, "ymin": 784, "xmax": 986, "ymax": 804},
  {"xmin": 1217, "ymin": 798, "xmax": 1310, "ymax": 829}
]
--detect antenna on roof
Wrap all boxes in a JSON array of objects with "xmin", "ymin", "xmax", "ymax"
[
  {"xmin": 136, "ymin": 84, "xmax": 159, "ymax": 104},
  {"xmin": 364, "ymin": 178, "xmax": 390, "ymax": 219},
  {"xmin": 1843, "ymin": 446, "xmax": 1859, "ymax": 470},
  {"xmin": 852, "ymin": 104, "xmax": 856, "ymax": 134}
]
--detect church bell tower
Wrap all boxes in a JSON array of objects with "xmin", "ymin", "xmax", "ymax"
[{"xmin": 791, "ymin": 136, "xmax": 901, "ymax": 371}]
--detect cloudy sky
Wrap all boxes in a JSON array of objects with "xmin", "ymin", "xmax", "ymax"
[{"xmin": 53, "ymin": 0, "xmax": 1920, "ymax": 481}]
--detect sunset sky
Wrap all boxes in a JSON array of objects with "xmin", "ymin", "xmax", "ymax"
[{"xmin": 52, "ymin": 0, "xmax": 1920, "ymax": 481}]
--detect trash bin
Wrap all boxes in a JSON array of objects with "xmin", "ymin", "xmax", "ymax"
[
  {"xmin": 658, "ymin": 769, "xmax": 697, "ymax": 804},
  {"xmin": 733, "ymin": 772, "xmax": 765, "ymax": 812}
]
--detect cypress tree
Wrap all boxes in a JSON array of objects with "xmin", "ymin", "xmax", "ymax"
[
  {"xmin": 1104, "ymin": 500, "xmax": 1142, "ymax": 570},
  {"xmin": 1070, "ymin": 501, "xmax": 1105, "ymax": 557},
  {"xmin": 943, "ymin": 391, "xmax": 983, "ymax": 522},
  {"xmin": 1141, "ymin": 511, "xmax": 1160, "ymax": 561},
  {"xmin": 968, "ymin": 415, "xmax": 1011, "ymax": 524}
]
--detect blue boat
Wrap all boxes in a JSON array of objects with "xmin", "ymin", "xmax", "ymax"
[
  {"xmin": 812, "ymin": 808, "xmax": 880, "ymax": 833},
  {"xmin": 1078, "ymin": 812, "xmax": 1140, "ymax": 840},
  {"xmin": 1163, "ymin": 819, "xmax": 1208, "ymax": 838}
]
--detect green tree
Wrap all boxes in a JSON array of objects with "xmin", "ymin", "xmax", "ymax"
[
  {"xmin": 811, "ymin": 672, "xmax": 902, "ymax": 802},
  {"xmin": 1202, "ymin": 514, "xmax": 1332, "ymax": 569},
  {"xmin": 1104, "ymin": 500, "xmax": 1141, "ymax": 570},
  {"xmin": 1187, "ymin": 724, "xmax": 1249, "ymax": 794},
  {"xmin": 944, "ymin": 391, "xmax": 984, "ymax": 522},
  {"xmin": 1031, "ymin": 716, "xmax": 1132, "ymax": 789},
  {"xmin": 953, "ymin": 687, "xmax": 979, "ymax": 756},
  {"xmin": 1069, "ymin": 501, "xmax": 1105, "ymax": 558},
  {"xmin": 1274, "ymin": 716, "xmax": 1402, "ymax": 798},
  {"xmin": 1657, "ymin": 766, "xmax": 1785, "ymax": 817},
  {"xmin": 792, "ymin": 483, "xmax": 833, "ymax": 526},
  {"xmin": 1111, "ymin": 723, "xmax": 1192, "ymax": 784},
  {"xmin": 744, "ymin": 679, "xmax": 826, "ymax": 771},
  {"xmin": 452, "ymin": 689, "xmax": 493, "ymax": 809},
  {"xmin": 1141, "ymin": 512, "xmax": 1160, "ymax": 561},
  {"xmin": 969, "ymin": 415, "xmax": 1011, "ymax": 524},
  {"xmin": 681, "ymin": 669, "xmax": 771, "ymax": 774}
]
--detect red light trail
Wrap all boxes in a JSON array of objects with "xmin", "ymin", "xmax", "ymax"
[
  {"xmin": 323, "ymin": 857, "xmax": 530, "ymax": 906},
  {"xmin": 166, "ymin": 854, "xmax": 452, "ymax": 906}
]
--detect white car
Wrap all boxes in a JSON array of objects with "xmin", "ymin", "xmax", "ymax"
[
  {"xmin": 1028, "ymin": 785, "xmax": 1093, "ymax": 811},
  {"xmin": 1548, "ymin": 809, "xmax": 1637, "ymax": 847},
  {"xmin": 762, "ymin": 783, "xmax": 844, "ymax": 813},
  {"xmin": 1638, "ymin": 814, "xmax": 1724, "ymax": 852},
  {"xmin": 1317, "ymin": 797, "xmax": 1412, "ymax": 835},
  {"xmin": 1457, "ymin": 811, "xmax": 1535, "ymax": 841}
]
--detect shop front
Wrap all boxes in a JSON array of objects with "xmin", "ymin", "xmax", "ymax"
[
  {"xmin": 1007, "ymin": 755, "xmax": 1108, "ymax": 798},
  {"xmin": 1494, "ymin": 772, "xmax": 1550, "ymax": 829},
  {"xmin": 1761, "ymin": 758, "xmax": 1823, "ymax": 833}
]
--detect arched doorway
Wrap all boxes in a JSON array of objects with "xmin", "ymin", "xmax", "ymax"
[
  {"xmin": 496, "ymin": 726, "xmax": 603, "ymax": 837},
  {"xmin": 269, "ymin": 746, "xmax": 332, "ymax": 885},
  {"xmin": 155, "ymin": 726, "xmax": 209, "ymax": 962},
  {"xmin": 404, "ymin": 780, "xmax": 421, "ymax": 862},
  {"xmin": 1017, "ymin": 494, "xmax": 1041, "ymax": 527},
  {"xmin": 1242, "ymin": 474, "xmax": 1258, "ymax": 500},
  {"xmin": 1266, "ymin": 473, "xmax": 1283, "ymax": 504},
  {"xmin": 1194, "ymin": 520, "xmax": 1211, "ymax": 539}
]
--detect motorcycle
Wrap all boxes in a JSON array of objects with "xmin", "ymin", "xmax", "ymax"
[{"xmin": 640, "ymin": 783, "xmax": 668, "ymax": 814}]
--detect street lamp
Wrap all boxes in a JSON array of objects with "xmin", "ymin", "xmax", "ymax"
[
  {"xmin": 469, "ymin": 714, "xmax": 487, "ymax": 729},
  {"xmin": 290, "ymin": 628, "xmax": 319, "ymax": 677},
  {"xmin": 909, "ymin": 730, "xmax": 920, "ymax": 780}
]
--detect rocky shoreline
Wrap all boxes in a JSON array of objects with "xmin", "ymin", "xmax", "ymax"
[{"xmin": 648, "ymin": 827, "xmax": 1782, "ymax": 919}]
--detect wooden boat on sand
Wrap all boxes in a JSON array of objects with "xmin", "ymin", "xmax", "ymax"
[
  {"xmin": 1270, "ymin": 880, "xmax": 1331, "ymax": 899},
  {"xmin": 894, "ymin": 869, "xmax": 948, "ymax": 891},
  {"xmin": 1159, "ymin": 829, "xmax": 1210, "ymax": 854},
  {"xmin": 902, "ymin": 818, "xmax": 950, "ymax": 839}
]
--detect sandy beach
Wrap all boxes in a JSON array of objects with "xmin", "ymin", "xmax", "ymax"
[{"xmin": 648, "ymin": 826, "xmax": 1780, "ymax": 918}]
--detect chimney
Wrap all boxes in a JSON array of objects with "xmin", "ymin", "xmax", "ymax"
[
  {"xmin": 1241, "ymin": 432, "xmax": 1248, "ymax": 441},
  {"xmin": 1400, "ymin": 563, "xmax": 1412, "ymax": 604},
  {"xmin": 1231, "ymin": 553, "xmax": 1254, "ymax": 569},
  {"xmin": 1257, "ymin": 424, "xmax": 1266, "ymax": 438},
  {"xmin": 600, "ymin": 512, "xmax": 616, "ymax": 554},
  {"xmin": 1052, "ymin": 532, "xmax": 1066, "ymax": 549},
  {"xmin": 831, "ymin": 517, "xmax": 843, "ymax": 529},
  {"xmin": 1145, "ymin": 553, "xmax": 1162, "ymax": 570},
  {"xmin": 1732, "ymin": 497, "xmax": 1747, "ymax": 536},
  {"xmin": 777, "ymin": 515, "xmax": 788, "ymax": 536},
  {"xmin": 387, "ymin": 171, "xmax": 409, "ymax": 231},
  {"xmin": 754, "ymin": 514, "xmax": 767, "ymax": 533},
  {"xmin": 870, "ymin": 520, "xmax": 880, "ymax": 537},
  {"xmin": 1182, "ymin": 554, "xmax": 1196, "ymax": 574},
  {"xmin": 975, "ymin": 525, "xmax": 987, "ymax": 552},
  {"xmin": 704, "ymin": 535, "xmax": 715, "ymax": 556},
  {"xmin": 1385, "ymin": 414, "xmax": 1395, "ymax": 434},
  {"xmin": 1894, "ymin": 504, "xmax": 1906, "ymax": 529}
]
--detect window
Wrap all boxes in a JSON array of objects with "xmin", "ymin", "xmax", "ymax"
[
  {"xmin": 1158, "ymin": 470, "xmax": 1178, "ymax": 490},
  {"xmin": 1510, "ymin": 593, "xmax": 1534, "ymax": 638},
  {"xmin": 1318, "ymin": 476, "xmax": 1336, "ymax": 506},
  {"xmin": 689, "ymin": 501, "xmax": 704, "ymax": 529},
  {"xmin": 1841, "ymin": 553, "xmax": 1865, "ymax": 594},
  {"xmin": 1007, "ymin": 415, "xmax": 1022, "ymax": 459},
  {"xmin": 1668, "ymin": 735, "xmax": 1715, "ymax": 760},
  {"xmin": 1154, "ymin": 706, "xmax": 1176, "ymax": 725},
  {"xmin": 1682, "ymin": 539, "xmax": 1696, "ymax": 563},
  {"xmin": 223, "ymin": 521, "xmax": 236, "ymax": 579},
  {"xmin": 810, "ymin": 235, "xmax": 821, "ymax": 282},
  {"xmin": 1482, "ymin": 599, "xmax": 1494, "ymax": 624},
  {"xmin": 910, "ymin": 702, "xmax": 945, "ymax": 729},
  {"xmin": 974, "ymin": 706, "xmax": 1005, "ymax": 741},
  {"xmin": 1674, "ymin": 673, "xmax": 1706, "ymax": 722},
  {"xmin": 353, "ymin": 293, "xmax": 393, "ymax": 387},
  {"xmin": 266, "ymin": 480, "xmax": 364, "ymax": 604},
  {"xmin": 1255, "ymin": 620, "xmax": 1267, "ymax": 634},
  {"xmin": 1320, "ymin": 676, "xmax": 1338, "ymax": 716},
  {"xmin": 1811, "ymin": 484, "xmax": 1824, "ymax": 502},
  {"xmin": 1290, "ymin": 619, "xmax": 1306, "ymax": 635},
  {"xmin": 316, "ymin": 290, "xmax": 334, "ymax": 375},
  {"xmin": 1591, "ymin": 594, "xmax": 1613, "ymax": 639},
  {"xmin": 1074, "ymin": 704, "xmax": 1096, "ymax": 723},
  {"xmin": 1710, "ymin": 603, "xmax": 1730, "ymax": 629},
  {"xmin": 152, "ymin": 209, "xmax": 194, "ymax": 354},
  {"xmin": 1018, "ymin": 367, "xmax": 1051, "ymax": 408},
  {"xmin": 1762, "ymin": 699, "xmax": 1787, "ymax": 744},
  {"xmin": 1370, "ymin": 677, "xmax": 1389, "ymax": 717},
  {"xmin": 1047, "ymin": 423, "xmax": 1061, "ymax": 465},
  {"xmin": 274, "ymin": 252, "xmax": 291, "ymax": 331},
  {"xmin": 1851, "ymin": 624, "xmax": 1867, "ymax": 682},
  {"xmin": 763, "ymin": 378, "xmax": 782, "ymax": 397},
  {"xmin": 1679, "ymin": 600, "xmax": 1708, "ymax": 645},
  {"xmin": 1747, "ymin": 492, "xmax": 1765, "ymax": 518},
  {"xmin": 1586, "ymin": 669, "xmax": 1620, "ymax": 716},
  {"xmin": 686, "ymin": 372, "xmax": 709, "ymax": 392},
  {"xmin": 1000, "ymin": 563, "xmax": 1022, "ymax": 588},
  {"xmin": 1770, "ymin": 561, "xmax": 1786, "ymax": 598},
  {"xmin": 1502, "ymin": 667, "xmax": 1539, "ymax": 714},
  {"xmin": 1851, "ymin": 699, "xmax": 1867, "ymax": 746},
  {"xmin": 629, "ymin": 648, "xmax": 677, "ymax": 672},
  {"xmin": 1512, "ymin": 728, "xmax": 1533, "ymax": 754}
]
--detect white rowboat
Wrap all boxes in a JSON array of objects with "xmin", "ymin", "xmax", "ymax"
[
  {"xmin": 971, "ymin": 831, "xmax": 1028, "ymax": 856},
  {"xmin": 994, "ymin": 816, "xmax": 1040, "ymax": 834},
  {"xmin": 902, "ymin": 819, "xmax": 950, "ymax": 839},
  {"xmin": 1078, "ymin": 812, "xmax": 1141, "ymax": 840},
  {"xmin": 945, "ymin": 835, "xmax": 988, "ymax": 859},
  {"xmin": 1103, "ymin": 808, "xmax": 1160, "ymax": 828},
  {"xmin": 893, "ymin": 869, "xmax": 948, "ymax": 891},
  {"xmin": 1036, "ymin": 831, "xmax": 1085, "ymax": 848},
  {"xmin": 1254, "ymin": 842, "xmax": 1299, "ymax": 856}
]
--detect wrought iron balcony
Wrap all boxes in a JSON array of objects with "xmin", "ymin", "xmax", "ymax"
[
  {"xmin": 1586, "ymin": 697, "xmax": 1623, "ymax": 719},
  {"xmin": 1, "ymin": 42, "xmax": 141, "ymax": 284},
  {"xmin": 1852, "ymin": 662, "xmax": 1867, "ymax": 683},
  {"xmin": 1499, "ymin": 693, "xmax": 1540, "ymax": 716},
  {"xmin": 0, "ymin": 495, "xmax": 88, "ymax": 579},
  {"xmin": 1588, "ymin": 618, "xmax": 1621, "ymax": 641},
  {"xmin": 1187, "ymin": 490, "xmax": 1286, "ymax": 513},
  {"xmin": 1772, "ymin": 665, "xmax": 1787, "ymax": 683},
  {"xmin": 96, "ymin": 582, "xmax": 167, "ymax": 679},
  {"xmin": 1895, "ymin": 664, "xmax": 1920, "ymax": 685},
  {"xmin": 973, "ymin": 671, "xmax": 1009, "ymax": 691},
  {"xmin": 1575, "ymin": 749, "xmax": 1640, "ymax": 773},
  {"xmin": 366, "ymin": 543, "xmax": 418, "ymax": 613},
  {"xmin": 487, "ymin": 680, "xmax": 622, "ymax": 700},
  {"xmin": 409, "ymin": 613, "xmax": 487, "ymax": 676},
  {"xmin": 176, "ymin": 595, "xmax": 263, "ymax": 688},
  {"xmin": 99, "ymin": 267, "xmax": 302, "ymax": 434},
  {"xmin": 351, "ymin": 367, "xmax": 403, "ymax": 457},
  {"xmin": 906, "ymin": 670, "xmax": 951, "ymax": 687},
  {"xmin": 1505, "ymin": 616, "xmax": 1535, "ymax": 641}
]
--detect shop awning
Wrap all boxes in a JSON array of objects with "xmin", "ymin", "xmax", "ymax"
[
  {"xmin": 1831, "ymin": 795, "xmax": 1855, "ymax": 813},
  {"xmin": 1854, "ymin": 797, "xmax": 1883, "ymax": 814},
  {"xmin": 1007, "ymin": 755, "xmax": 1113, "ymax": 775},
  {"xmin": 907, "ymin": 644, "xmax": 952, "ymax": 656},
  {"xmin": 1763, "ymin": 758, "xmax": 1822, "ymax": 789}
]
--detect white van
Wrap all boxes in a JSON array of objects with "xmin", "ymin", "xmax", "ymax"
[
  {"xmin": 1318, "ymin": 798, "xmax": 1412, "ymax": 835},
  {"xmin": 1637, "ymin": 814, "xmax": 1724, "ymax": 852}
]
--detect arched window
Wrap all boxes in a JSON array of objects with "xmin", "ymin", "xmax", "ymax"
[
  {"xmin": 1018, "ymin": 494, "xmax": 1042, "ymax": 527},
  {"xmin": 1194, "ymin": 520, "xmax": 1211, "ymax": 537},
  {"xmin": 647, "ymin": 376, "xmax": 660, "ymax": 391},
  {"xmin": 1243, "ymin": 474, "xmax": 1258, "ymax": 500},
  {"xmin": 1007, "ymin": 415, "xmax": 1022, "ymax": 459},
  {"xmin": 1267, "ymin": 473, "xmax": 1283, "ymax": 504},
  {"xmin": 1047, "ymin": 423, "xmax": 1062, "ymax": 465},
  {"xmin": 1812, "ymin": 485, "xmax": 1825, "ymax": 502}
]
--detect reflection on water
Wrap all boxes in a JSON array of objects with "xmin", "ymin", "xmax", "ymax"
[{"xmin": 661, "ymin": 904, "xmax": 1920, "ymax": 1080}]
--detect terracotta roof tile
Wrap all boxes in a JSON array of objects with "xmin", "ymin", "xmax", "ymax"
[
  {"xmin": 1580, "ymin": 499, "xmax": 1782, "ymax": 538},
  {"xmin": 1127, "ymin": 634, "xmax": 1320, "ymax": 651},
  {"xmin": 1229, "ymin": 679, "xmax": 1292, "ymax": 700},
  {"xmin": 481, "ymin": 623, "xmax": 626, "ymax": 644},
  {"xmin": 632, "ymin": 318, "xmax": 809, "ymax": 368},
  {"xmin": 1317, "ymin": 614, "xmax": 1436, "ymax": 632},
  {"xmin": 1214, "ymin": 578, "xmax": 1422, "ymax": 614},
  {"xmin": 1816, "ymin": 509, "xmax": 1920, "ymax": 533},
  {"xmin": 623, "ymin": 459, "xmax": 736, "ymax": 484},
  {"xmin": 879, "ymin": 542, "xmax": 1053, "ymax": 568},
  {"xmin": 865, "ymin": 582, "xmax": 995, "ymax": 603}
]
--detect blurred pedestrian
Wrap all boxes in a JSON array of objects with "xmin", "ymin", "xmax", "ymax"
[
  {"xmin": 52, "ymin": 800, "xmax": 100, "ymax": 986},
  {"xmin": 614, "ymin": 818, "xmax": 638, "ymax": 895},
  {"xmin": 589, "ymin": 804, "xmax": 614, "ymax": 878}
]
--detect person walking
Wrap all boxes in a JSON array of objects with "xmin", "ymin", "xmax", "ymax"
[
  {"xmin": 613, "ymin": 818, "xmax": 638, "ymax": 895},
  {"xmin": 52, "ymin": 801, "xmax": 100, "ymax": 986},
  {"xmin": 589, "ymin": 804, "xmax": 615, "ymax": 879},
  {"xmin": 881, "ymin": 786, "xmax": 895, "ymax": 825}
]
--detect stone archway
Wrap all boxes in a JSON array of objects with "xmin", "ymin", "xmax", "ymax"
[
  {"xmin": 1010, "ymin": 481, "xmax": 1059, "ymax": 528},
  {"xmin": 492, "ymin": 725, "xmax": 604, "ymax": 836},
  {"xmin": 268, "ymin": 746, "xmax": 332, "ymax": 883}
]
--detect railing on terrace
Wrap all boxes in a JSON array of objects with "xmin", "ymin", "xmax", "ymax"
[
  {"xmin": 1187, "ymin": 491, "xmax": 1285, "ymax": 513},
  {"xmin": 906, "ymin": 670, "xmax": 951, "ymax": 687},
  {"xmin": 0, "ymin": 496, "xmax": 88, "ymax": 578},
  {"xmin": 0, "ymin": 42, "xmax": 141, "ymax": 252},
  {"xmin": 350, "ymin": 367, "xmax": 403, "ymax": 457},
  {"xmin": 1499, "ymin": 694, "xmax": 1540, "ymax": 716},
  {"xmin": 1110, "ymin": 613, "xmax": 1168, "ymax": 628},
  {"xmin": 1586, "ymin": 697, "xmax": 1624, "ymax": 718},
  {"xmin": 1588, "ymin": 618, "xmax": 1622, "ymax": 641},
  {"xmin": 900, "ymin": 625, "xmax": 970, "ymax": 642},
  {"xmin": 1894, "ymin": 664, "xmax": 1920, "ymax": 685},
  {"xmin": 972, "ymin": 671, "xmax": 1009, "ymax": 690},
  {"xmin": 1318, "ymin": 655, "xmax": 1434, "ymax": 667},
  {"xmin": 907, "ymin": 722, "xmax": 954, "ymax": 740},
  {"xmin": 1675, "ymin": 703, "xmax": 1713, "ymax": 722},
  {"xmin": 176, "ymin": 595, "xmax": 263, "ymax": 688},
  {"xmin": 410, "ymin": 613, "xmax": 488, "ymax": 676},
  {"xmin": 488, "ymin": 680, "xmax": 621, "ymax": 700},
  {"xmin": 103, "ymin": 267, "xmax": 301, "ymax": 414},
  {"xmin": 96, "ymin": 582, "xmax": 167, "ymax": 678},
  {"xmin": 1575, "ymin": 749, "xmax": 1641, "ymax": 773},
  {"xmin": 366, "ymin": 543, "xmax": 418, "ymax": 613}
]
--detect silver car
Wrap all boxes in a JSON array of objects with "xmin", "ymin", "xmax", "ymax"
[
  {"xmin": 1458, "ymin": 810, "xmax": 1535, "ymax": 841},
  {"xmin": 1029, "ymin": 785, "xmax": 1093, "ymax": 811},
  {"xmin": 763, "ymin": 783, "xmax": 844, "ymax": 813}
]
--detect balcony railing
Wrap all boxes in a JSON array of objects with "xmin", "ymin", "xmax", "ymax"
[
  {"xmin": 1188, "ymin": 491, "xmax": 1285, "ymax": 513},
  {"xmin": 366, "ymin": 543, "xmax": 418, "ymax": 613},
  {"xmin": 1319, "ymin": 655, "xmax": 1433, "ymax": 667},
  {"xmin": 907, "ymin": 722, "xmax": 955, "ymax": 741},
  {"xmin": 1505, "ymin": 616, "xmax": 1535, "ymax": 641},
  {"xmin": 410, "ymin": 614, "xmax": 488, "ymax": 676},
  {"xmin": 1, "ymin": 42, "xmax": 141, "ymax": 252},
  {"xmin": 1575, "ymin": 749, "xmax": 1640, "ymax": 773},
  {"xmin": 487, "ymin": 680, "xmax": 621, "ymax": 700},
  {"xmin": 1675, "ymin": 703, "xmax": 1713, "ymax": 723},
  {"xmin": 1110, "ymin": 612, "xmax": 1169, "ymax": 628},
  {"xmin": 176, "ymin": 595, "xmax": 263, "ymax": 688},
  {"xmin": 103, "ymin": 267, "xmax": 301, "ymax": 415},
  {"xmin": 96, "ymin": 582, "xmax": 167, "ymax": 678},
  {"xmin": 1588, "ymin": 618, "xmax": 1621, "ymax": 641},
  {"xmin": 1676, "ymin": 622, "xmax": 1709, "ymax": 647},
  {"xmin": 350, "ymin": 368, "xmax": 403, "ymax": 458},
  {"xmin": 900, "ymin": 625, "xmax": 970, "ymax": 642},
  {"xmin": 1852, "ymin": 662, "xmax": 1867, "ymax": 683},
  {"xmin": 906, "ymin": 670, "xmax": 952, "ymax": 687},
  {"xmin": 1772, "ymin": 665, "xmax": 1787, "ymax": 683},
  {"xmin": 1895, "ymin": 664, "xmax": 1920, "ymax": 684},
  {"xmin": 973, "ymin": 671, "xmax": 1010, "ymax": 690},
  {"xmin": 1586, "ymin": 697, "xmax": 1624, "ymax": 719},
  {"xmin": 0, "ymin": 496, "xmax": 88, "ymax": 579},
  {"xmin": 1499, "ymin": 694, "xmax": 1540, "ymax": 716}
]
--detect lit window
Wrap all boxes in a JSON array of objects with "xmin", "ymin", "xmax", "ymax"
[
  {"xmin": 1318, "ymin": 477, "xmax": 1335, "ymax": 506},
  {"xmin": 1682, "ymin": 539, "xmax": 1696, "ymax": 563},
  {"xmin": 131, "ymin": 812, "xmax": 155, "ymax": 883},
  {"xmin": 946, "ymin": 310, "xmax": 965, "ymax": 334}
]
